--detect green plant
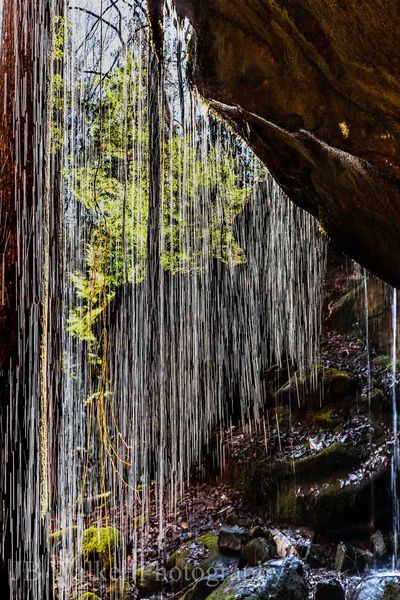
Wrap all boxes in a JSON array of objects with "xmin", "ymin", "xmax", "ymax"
[{"xmin": 67, "ymin": 57, "xmax": 250, "ymax": 349}]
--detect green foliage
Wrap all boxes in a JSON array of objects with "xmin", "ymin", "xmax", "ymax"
[
  {"xmin": 50, "ymin": 17, "xmax": 66, "ymax": 154},
  {"xmin": 54, "ymin": 16, "xmax": 65, "ymax": 61},
  {"xmin": 78, "ymin": 594, "xmax": 101, "ymax": 600},
  {"xmin": 68, "ymin": 57, "xmax": 249, "ymax": 345}
]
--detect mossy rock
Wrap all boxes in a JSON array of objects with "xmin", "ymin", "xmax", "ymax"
[
  {"xmin": 362, "ymin": 388, "xmax": 391, "ymax": 415},
  {"xmin": 206, "ymin": 558, "xmax": 307, "ymax": 599},
  {"xmin": 168, "ymin": 532, "xmax": 218, "ymax": 588},
  {"xmin": 314, "ymin": 408, "xmax": 337, "ymax": 428},
  {"xmin": 136, "ymin": 568, "xmax": 163, "ymax": 596},
  {"xmin": 302, "ymin": 478, "xmax": 372, "ymax": 531},
  {"xmin": 81, "ymin": 526, "xmax": 122, "ymax": 570},
  {"xmin": 181, "ymin": 573, "xmax": 226, "ymax": 599},
  {"xmin": 168, "ymin": 532, "xmax": 239, "ymax": 591},
  {"xmin": 294, "ymin": 443, "xmax": 362, "ymax": 479},
  {"xmin": 168, "ymin": 532, "xmax": 218, "ymax": 569},
  {"xmin": 327, "ymin": 285, "xmax": 361, "ymax": 333},
  {"xmin": 276, "ymin": 366, "xmax": 357, "ymax": 409},
  {"xmin": 242, "ymin": 538, "xmax": 274, "ymax": 566},
  {"xmin": 245, "ymin": 442, "xmax": 381, "ymax": 531},
  {"xmin": 373, "ymin": 355, "xmax": 393, "ymax": 370},
  {"xmin": 372, "ymin": 355, "xmax": 400, "ymax": 371},
  {"xmin": 78, "ymin": 594, "xmax": 101, "ymax": 600}
]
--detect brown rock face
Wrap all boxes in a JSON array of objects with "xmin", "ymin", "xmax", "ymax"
[{"xmin": 174, "ymin": 0, "xmax": 400, "ymax": 287}]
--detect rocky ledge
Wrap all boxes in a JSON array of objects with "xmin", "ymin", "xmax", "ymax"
[{"xmin": 172, "ymin": 0, "xmax": 400, "ymax": 287}]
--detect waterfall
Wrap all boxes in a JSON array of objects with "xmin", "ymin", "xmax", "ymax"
[{"xmin": 2, "ymin": 1, "xmax": 326, "ymax": 596}]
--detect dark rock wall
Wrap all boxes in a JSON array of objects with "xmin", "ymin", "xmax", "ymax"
[{"xmin": 175, "ymin": 0, "xmax": 400, "ymax": 287}]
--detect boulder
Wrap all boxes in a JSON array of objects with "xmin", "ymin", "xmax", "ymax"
[
  {"xmin": 276, "ymin": 366, "xmax": 357, "ymax": 409},
  {"xmin": 241, "ymin": 538, "xmax": 275, "ymax": 566},
  {"xmin": 135, "ymin": 568, "xmax": 163, "ymax": 597},
  {"xmin": 334, "ymin": 542, "xmax": 372, "ymax": 574},
  {"xmin": 218, "ymin": 526, "xmax": 248, "ymax": 553},
  {"xmin": 80, "ymin": 527, "xmax": 122, "ymax": 573},
  {"xmin": 295, "ymin": 543, "xmax": 331, "ymax": 569},
  {"xmin": 370, "ymin": 531, "xmax": 387, "ymax": 558},
  {"xmin": 206, "ymin": 557, "xmax": 308, "ymax": 600},
  {"xmin": 355, "ymin": 575, "xmax": 400, "ymax": 600},
  {"xmin": 270, "ymin": 529, "xmax": 298, "ymax": 559},
  {"xmin": 248, "ymin": 526, "xmax": 269, "ymax": 541},
  {"xmin": 168, "ymin": 532, "xmax": 239, "ymax": 590}
]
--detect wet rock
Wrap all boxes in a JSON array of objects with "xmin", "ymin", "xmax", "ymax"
[
  {"xmin": 355, "ymin": 575, "xmax": 400, "ymax": 600},
  {"xmin": 294, "ymin": 443, "xmax": 362, "ymax": 477},
  {"xmin": 295, "ymin": 543, "xmax": 330, "ymax": 568},
  {"xmin": 136, "ymin": 568, "xmax": 163, "ymax": 597},
  {"xmin": 248, "ymin": 526, "xmax": 268, "ymax": 540},
  {"xmin": 334, "ymin": 542, "xmax": 372, "ymax": 574},
  {"xmin": 327, "ymin": 280, "xmax": 396, "ymax": 353},
  {"xmin": 300, "ymin": 466, "xmax": 392, "ymax": 533},
  {"xmin": 276, "ymin": 366, "xmax": 357, "ymax": 409},
  {"xmin": 218, "ymin": 526, "xmax": 248, "ymax": 553},
  {"xmin": 182, "ymin": 573, "xmax": 225, "ymax": 599},
  {"xmin": 370, "ymin": 531, "xmax": 387, "ymax": 558},
  {"xmin": 365, "ymin": 388, "xmax": 392, "ymax": 416},
  {"xmin": 167, "ymin": 532, "xmax": 218, "ymax": 569},
  {"xmin": 168, "ymin": 532, "xmax": 239, "ymax": 590},
  {"xmin": 315, "ymin": 579, "xmax": 345, "ymax": 600},
  {"xmin": 242, "ymin": 538, "xmax": 275, "ymax": 566},
  {"xmin": 206, "ymin": 557, "xmax": 307, "ymax": 599},
  {"xmin": 271, "ymin": 529, "xmax": 298, "ymax": 558}
]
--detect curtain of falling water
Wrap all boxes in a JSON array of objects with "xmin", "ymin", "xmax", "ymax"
[
  {"xmin": 1, "ymin": 0, "xmax": 60, "ymax": 598},
  {"xmin": 49, "ymin": 1, "xmax": 327, "ymax": 596}
]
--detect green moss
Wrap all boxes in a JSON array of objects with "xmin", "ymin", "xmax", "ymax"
[
  {"xmin": 169, "ymin": 532, "xmax": 218, "ymax": 570},
  {"xmin": 81, "ymin": 527, "xmax": 122, "ymax": 569},
  {"xmin": 277, "ymin": 365, "xmax": 355, "ymax": 407},
  {"xmin": 373, "ymin": 355, "xmax": 393, "ymax": 369},
  {"xmin": 49, "ymin": 525, "xmax": 77, "ymax": 543},
  {"xmin": 196, "ymin": 532, "xmax": 218, "ymax": 554},
  {"xmin": 167, "ymin": 532, "xmax": 219, "ymax": 590},
  {"xmin": 294, "ymin": 443, "xmax": 361, "ymax": 479},
  {"xmin": 78, "ymin": 594, "xmax": 101, "ymax": 600},
  {"xmin": 372, "ymin": 355, "xmax": 400, "ymax": 371},
  {"xmin": 315, "ymin": 408, "xmax": 336, "ymax": 427}
]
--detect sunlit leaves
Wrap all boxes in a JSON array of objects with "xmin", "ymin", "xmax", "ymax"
[{"xmin": 68, "ymin": 57, "xmax": 249, "ymax": 344}]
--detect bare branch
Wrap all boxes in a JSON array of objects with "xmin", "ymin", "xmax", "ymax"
[{"xmin": 69, "ymin": 6, "xmax": 124, "ymax": 45}]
